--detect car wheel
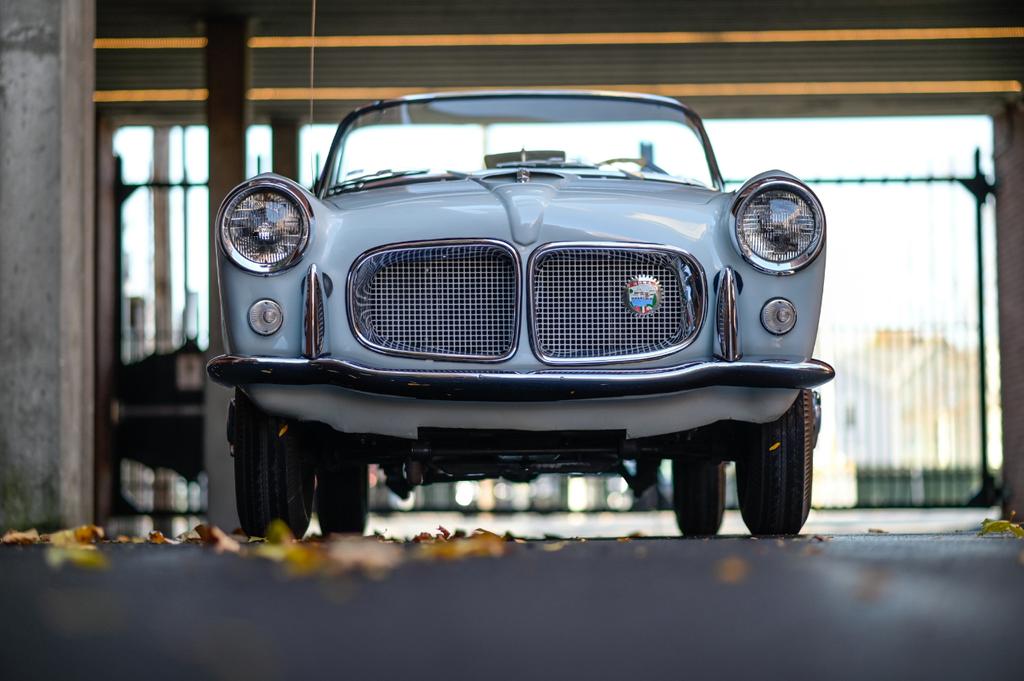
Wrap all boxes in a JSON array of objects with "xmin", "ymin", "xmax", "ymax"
[
  {"xmin": 672, "ymin": 459, "xmax": 725, "ymax": 536},
  {"xmin": 736, "ymin": 389, "xmax": 814, "ymax": 536},
  {"xmin": 232, "ymin": 388, "xmax": 315, "ymax": 538},
  {"xmin": 316, "ymin": 463, "xmax": 369, "ymax": 535}
]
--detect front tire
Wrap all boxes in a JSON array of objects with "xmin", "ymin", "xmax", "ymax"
[
  {"xmin": 736, "ymin": 389, "xmax": 815, "ymax": 536},
  {"xmin": 232, "ymin": 389, "xmax": 315, "ymax": 538},
  {"xmin": 316, "ymin": 463, "xmax": 369, "ymax": 535},
  {"xmin": 672, "ymin": 459, "xmax": 726, "ymax": 536}
]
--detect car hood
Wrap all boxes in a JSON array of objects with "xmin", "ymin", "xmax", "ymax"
[{"xmin": 318, "ymin": 172, "xmax": 728, "ymax": 252}]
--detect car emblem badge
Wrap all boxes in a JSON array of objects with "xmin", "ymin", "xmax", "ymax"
[{"xmin": 625, "ymin": 276, "xmax": 661, "ymax": 316}]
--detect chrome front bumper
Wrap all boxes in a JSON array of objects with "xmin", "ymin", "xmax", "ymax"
[{"xmin": 207, "ymin": 354, "xmax": 834, "ymax": 402}]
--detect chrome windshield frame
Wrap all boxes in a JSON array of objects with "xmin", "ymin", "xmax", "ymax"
[{"xmin": 314, "ymin": 90, "xmax": 725, "ymax": 197}]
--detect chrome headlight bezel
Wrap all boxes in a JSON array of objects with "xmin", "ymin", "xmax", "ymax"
[
  {"xmin": 731, "ymin": 177, "xmax": 825, "ymax": 275},
  {"xmin": 217, "ymin": 176, "xmax": 313, "ymax": 275}
]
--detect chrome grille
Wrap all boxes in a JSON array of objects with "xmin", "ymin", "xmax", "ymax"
[
  {"xmin": 349, "ymin": 241, "xmax": 519, "ymax": 360},
  {"xmin": 530, "ymin": 245, "xmax": 705, "ymax": 363}
]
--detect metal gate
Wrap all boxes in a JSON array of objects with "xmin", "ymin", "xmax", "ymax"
[{"xmin": 807, "ymin": 151, "xmax": 999, "ymax": 508}]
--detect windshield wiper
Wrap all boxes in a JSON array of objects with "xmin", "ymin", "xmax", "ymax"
[{"xmin": 326, "ymin": 169, "xmax": 436, "ymax": 196}]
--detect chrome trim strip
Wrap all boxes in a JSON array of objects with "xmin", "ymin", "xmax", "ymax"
[
  {"xmin": 207, "ymin": 354, "xmax": 835, "ymax": 402},
  {"xmin": 303, "ymin": 263, "xmax": 327, "ymax": 358},
  {"xmin": 730, "ymin": 176, "xmax": 825, "ymax": 276},
  {"xmin": 714, "ymin": 266, "xmax": 741, "ymax": 362},
  {"xmin": 216, "ymin": 174, "xmax": 314, "ymax": 276},
  {"xmin": 527, "ymin": 241, "xmax": 708, "ymax": 366},
  {"xmin": 346, "ymin": 239, "xmax": 522, "ymax": 363}
]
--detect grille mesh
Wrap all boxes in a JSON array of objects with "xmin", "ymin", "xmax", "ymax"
[
  {"xmin": 350, "ymin": 242, "xmax": 518, "ymax": 359},
  {"xmin": 532, "ymin": 247, "xmax": 703, "ymax": 361}
]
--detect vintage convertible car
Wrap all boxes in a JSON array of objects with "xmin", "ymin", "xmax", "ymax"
[{"xmin": 207, "ymin": 90, "xmax": 833, "ymax": 538}]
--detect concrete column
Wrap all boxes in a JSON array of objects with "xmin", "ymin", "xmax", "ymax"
[
  {"xmin": 271, "ymin": 118, "xmax": 300, "ymax": 182},
  {"xmin": 204, "ymin": 17, "xmax": 249, "ymax": 527},
  {"xmin": 995, "ymin": 102, "xmax": 1024, "ymax": 519},
  {"xmin": 0, "ymin": 0, "xmax": 95, "ymax": 528}
]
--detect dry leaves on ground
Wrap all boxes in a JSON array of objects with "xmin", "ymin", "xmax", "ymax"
[
  {"xmin": 48, "ymin": 524, "xmax": 105, "ymax": 546},
  {"xmin": 194, "ymin": 524, "xmax": 241, "ymax": 554},
  {"xmin": 2, "ymin": 528, "xmax": 40, "ymax": 545},
  {"xmin": 147, "ymin": 530, "xmax": 170, "ymax": 544},
  {"xmin": 979, "ymin": 514, "xmax": 1024, "ymax": 538},
  {"xmin": 415, "ymin": 528, "xmax": 511, "ymax": 561},
  {"xmin": 46, "ymin": 546, "xmax": 109, "ymax": 570}
]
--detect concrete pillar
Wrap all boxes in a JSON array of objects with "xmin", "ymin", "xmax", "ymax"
[
  {"xmin": 0, "ymin": 0, "xmax": 95, "ymax": 529},
  {"xmin": 204, "ymin": 17, "xmax": 249, "ymax": 528},
  {"xmin": 271, "ymin": 118, "xmax": 300, "ymax": 182},
  {"xmin": 995, "ymin": 102, "xmax": 1024, "ymax": 519}
]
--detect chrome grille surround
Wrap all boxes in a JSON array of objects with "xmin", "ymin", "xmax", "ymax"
[
  {"xmin": 348, "ymin": 239, "xmax": 520, "ymax": 361},
  {"xmin": 529, "ymin": 242, "xmax": 707, "ymax": 365}
]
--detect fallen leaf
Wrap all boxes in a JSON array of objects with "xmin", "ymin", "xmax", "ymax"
[
  {"xmin": 436, "ymin": 526, "xmax": 451, "ymax": 540},
  {"xmin": 768, "ymin": 442, "xmax": 781, "ymax": 452},
  {"xmin": 812, "ymin": 535, "xmax": 833, "ymax": 542},
  {"xmin": 176, "ymin": 527, "xmax": 202, "ymax": 543},
  {"xmin": 541, "ymin": 541, "xmax": 568, "ymax": 552},
  {"xmin": 617, "ymin": 537, "xmax": 633, "ymax": 543},
  {"xmin": 326, "ymin": 538, "xmax": 404, "ymax": 578},
  {"xmin": 278, "ymin": 424, "xmax": 289, "ymax": 437},
  {"xmin": 148, "ymin": 530, "xmax": 169, "ymax": 544},
  {"xmin": 46, "ymin": 545, "xmax": 109, "ymax": 570},
  {"xmin": 868, "ymin": 528, "xmax": 889, "ymax": 534},
  {"xmin": 194, "ymin": 524, "xmax": 241, "ymax": 554},
  {"xmin": 114, "ymin": 535, "xmax": 144, "ymax": 544},
  {"xmin": 252, "ymin": 542, "xmax": 325, "ymax": 575},
  {"xmin": 979, "ymin": 517, "xmax": 1024, "ymax": 538},
  {"xmin": 2, "ymin": 528, "xmax": 40, "ymax": 545},
  {"xmin": 714, "ymin": 556, "xmax": 750, "ymax": 584},
  {"xmin": 265, "ymin": 519, "xmax": 296, "ymax": 544},
  {"xmin": 48, "ymin": 525, "xmax": 105, "ymax": 546},
  {"xmin": 417, "ymin": 530, "xmax": 509, "ymax": 561}
]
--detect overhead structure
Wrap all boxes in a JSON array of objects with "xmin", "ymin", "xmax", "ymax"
[{"xmin": 94, "ymin": 0, "xmax": 1023, "ymax": 121}]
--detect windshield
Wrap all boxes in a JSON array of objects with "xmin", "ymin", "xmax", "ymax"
[{"xmin": 322, "ymin": 94, "xmax": 720, "ymax": 195}]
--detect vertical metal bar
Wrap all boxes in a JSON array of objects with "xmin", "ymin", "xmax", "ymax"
[{"xmin": 965, "ymin": 148, "xmax": 997, "ymax": 506}]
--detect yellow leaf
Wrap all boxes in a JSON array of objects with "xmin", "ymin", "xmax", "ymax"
[
  {"xmin": 148, "ymin": 530, "xmax": 169, "ymax": 544},
  {"xmin": 278, "ymin": 424, "xmax": 289, "ymax": 438},
  {"xmin": 46, "ymin": 545, "xmax": 109, "ymax": 570},
  {"xmin": 417, "ymin": 531, "xmax": 509, "ymax": 561},
  {"xmin": 979, "ymin": 518, "xmax": 1024, "ymax": 538},
  {"xmin": 264, "ymin": 519, "xmax": 296, "ymax": 545},
  {"xmin": 2, "ymin": 528, "xmax": 40, "ymax": 544},
  {"xmin": 768, "ymin": 442, "xmax": 781, "ymax": 452},
  {"xmin": 48, "ymin": 525, "xmax": 105, "ymax": 546}
]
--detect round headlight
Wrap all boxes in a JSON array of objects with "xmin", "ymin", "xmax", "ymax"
[
  {"xmin": 219, "ymin": 179, "xmax": 311, "ymax": 273},
  {"xmin": 733, "ymin": 180, "xmax": 824, "ymax": 275}
]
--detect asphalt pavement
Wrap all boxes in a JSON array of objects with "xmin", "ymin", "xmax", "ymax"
[{"xmin": 1, "ymin": 531, "xmax": 1021, "ymax": 681}]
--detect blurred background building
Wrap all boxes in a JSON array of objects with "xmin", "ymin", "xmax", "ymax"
[{"xmin": 1, "ymin": 0, "xmax": 1022, "ymax": 531}]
